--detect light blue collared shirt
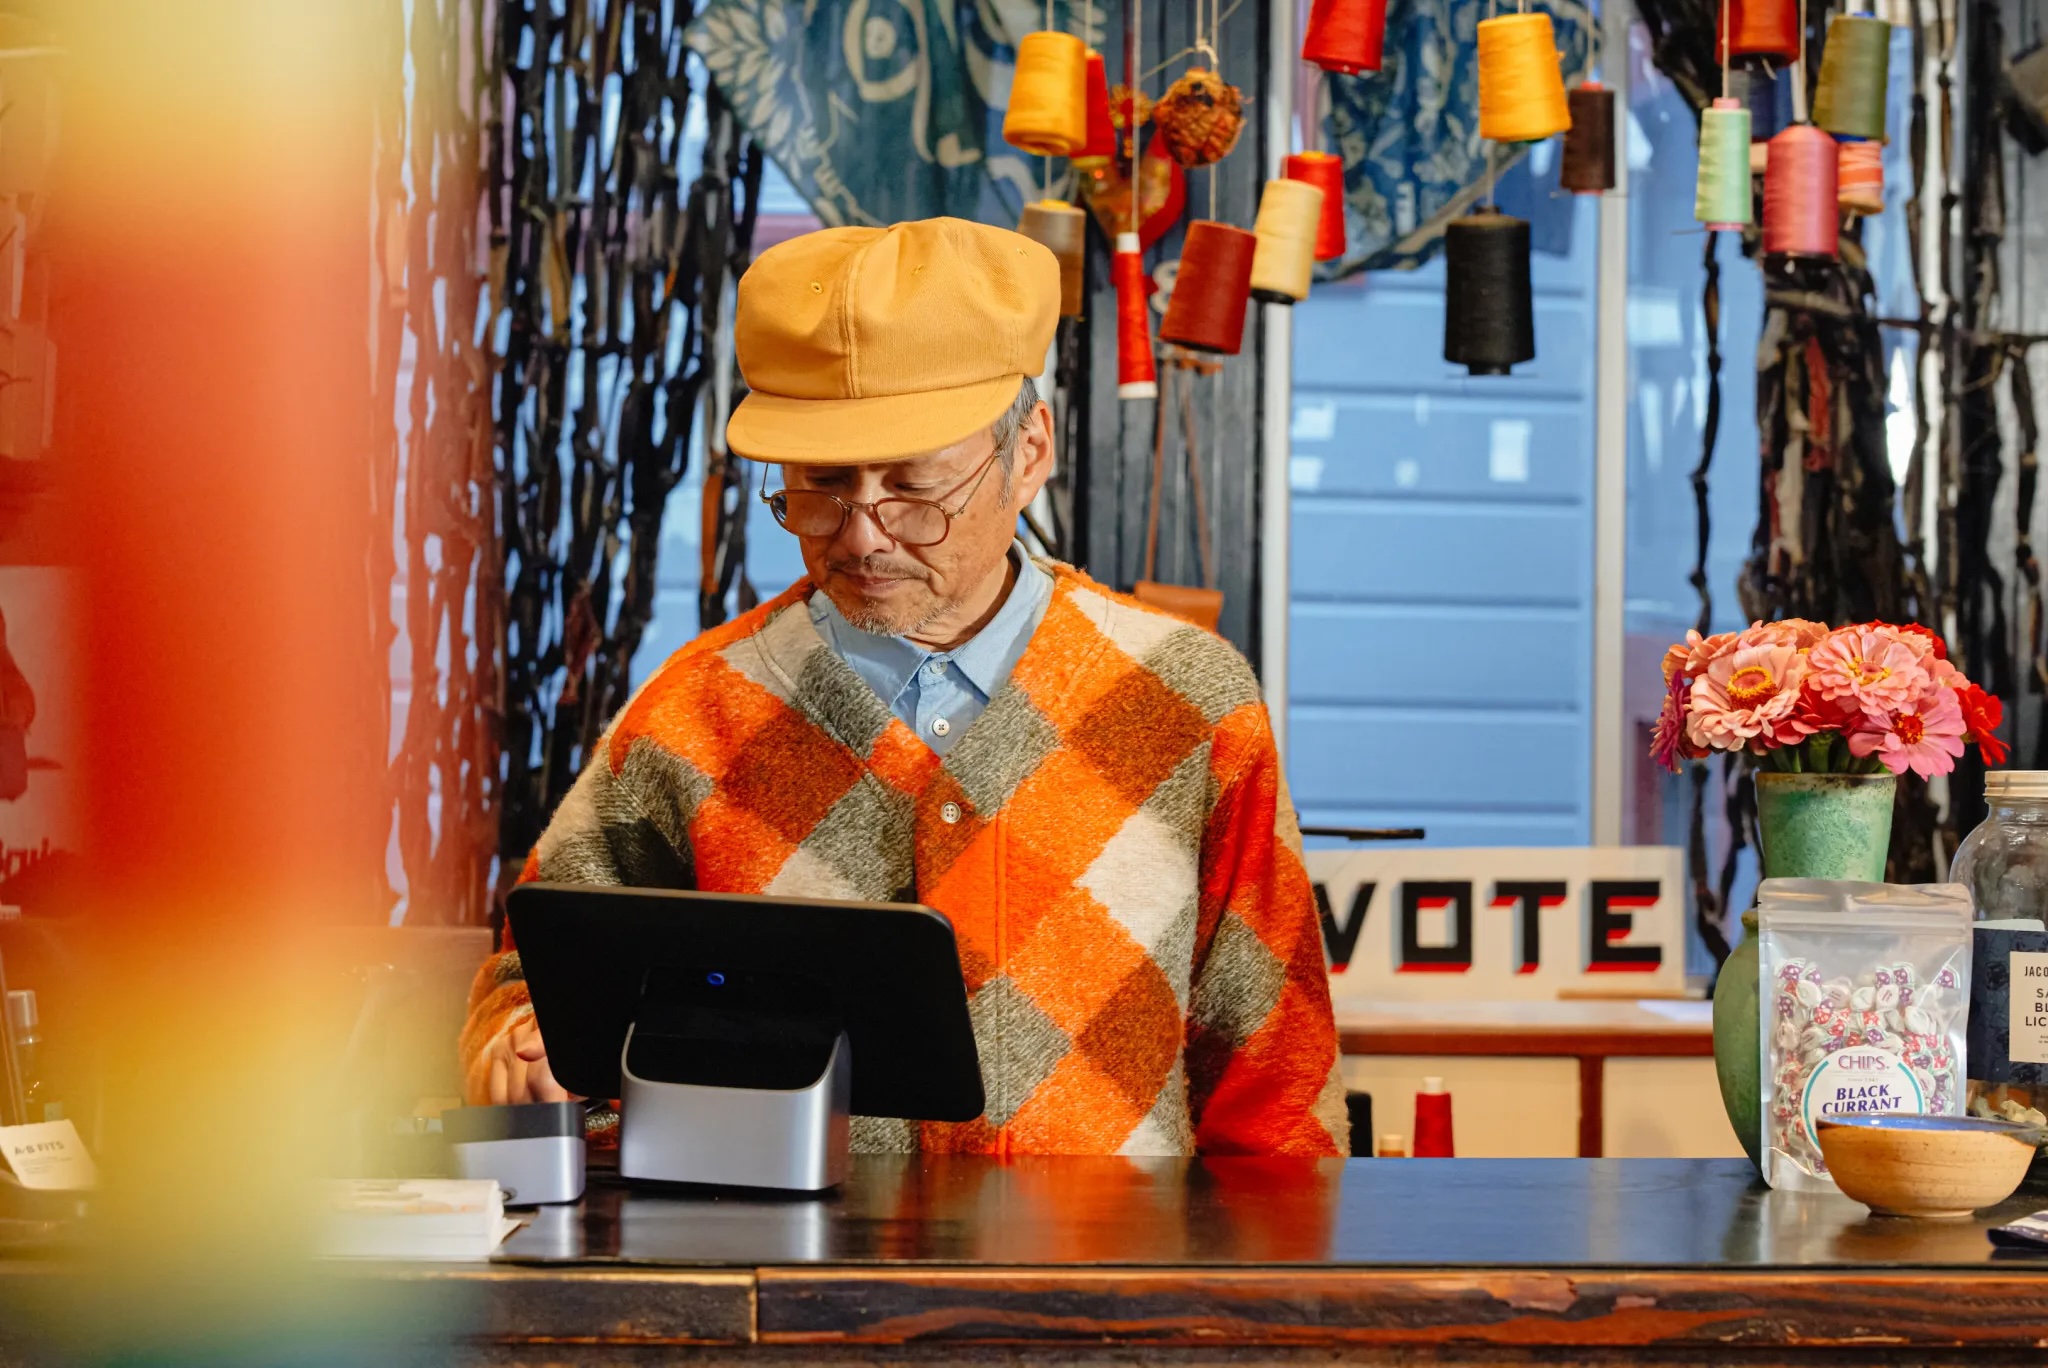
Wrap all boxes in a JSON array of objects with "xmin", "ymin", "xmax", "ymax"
[{"xmin": 808, "ymin": 545, "xmax": 1054, "ymax": 756}]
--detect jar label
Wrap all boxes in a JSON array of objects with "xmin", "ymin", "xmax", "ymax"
[
  {"xmin": 2010, "ymin": 952, "xmax": 2048, "ymax": 1065},
  {"xmin": 1801, "ymin": 1050, "xmax": 1924, "ymax": 1148}
]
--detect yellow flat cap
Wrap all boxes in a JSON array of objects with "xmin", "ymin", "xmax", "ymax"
[{"xmin": 727, "ymin": 217, "xmax": 1060, "ymax": 465}]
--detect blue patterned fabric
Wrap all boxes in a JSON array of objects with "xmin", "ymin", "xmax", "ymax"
[
  {"xmin": 688, "ymin": 0, "xmax": 1589, "ymax": 271},
  {"xmin": 1324, "ymin": 0, "xmax": 1594, "ymax": 274},
  {"xmin": 687, "ymin": 0, "xmax": 1092, "ymax": 228}
]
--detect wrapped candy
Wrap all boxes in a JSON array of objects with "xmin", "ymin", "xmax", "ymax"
[{"xmin": 1755, "ymin": 881, "xmax": 1973, "ymax": 1194}]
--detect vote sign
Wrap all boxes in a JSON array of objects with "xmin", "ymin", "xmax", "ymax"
[{"xmin": 1302, "ymin": 846, "xmax": 1687, "ymax": 1002}]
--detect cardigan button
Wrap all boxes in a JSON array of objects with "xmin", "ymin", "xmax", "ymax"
[{"xmin": 940, "ymin": 802, "xmax": 962, "ymax": 824}]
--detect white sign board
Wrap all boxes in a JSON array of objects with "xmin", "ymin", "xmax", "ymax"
[{"xmin": 1303, "ymin": 846, "xmax": 1688, "ymax": 1004}]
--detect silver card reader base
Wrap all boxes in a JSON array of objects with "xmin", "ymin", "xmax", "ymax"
[{"xmin": 618, "ymin": 1024, "xmax": 851, "ymax": 1192}]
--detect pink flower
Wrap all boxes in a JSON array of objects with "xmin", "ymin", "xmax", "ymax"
[
  {"xmin": 1806, "ymin": 627, "xmax": 1930, "ymax": 719},
  {"xmin": 1925, "ymin": 656, "xmax": 1967, "ymax": 691},
  {"xmin": 1651, "ymin": 670, "xmax": 1702, "ymax": 772},
  {"xmin": 1847, "ymin": 688, "xmax": 1968, "ymax": 778},
  {"xmin": 1750, "ymin": 618, "xmax": 1831, "ymax": 649},
  {"xmin": 1687, "ymin": 642, "xmax": 1810, "ymax": 752},
  {"xmin": 1870, "ymin": 621, "xmax": 1948, "ymax": 661},
  {"xmin": 1679, "ymin": 628, "xmax": 1744, "ymax": 678}
]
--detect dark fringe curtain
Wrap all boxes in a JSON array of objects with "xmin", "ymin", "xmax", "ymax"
[
  {"xmin": 1632, "ymin": 0, "xmax": 1943, "ymax": 961},
  {"xmin": 488, "ymin": 0, "xmax": 763, "ymax": 910},
  {"xmin": 374, "ymin": 0, "xmax": 500, "ymax": 924}
]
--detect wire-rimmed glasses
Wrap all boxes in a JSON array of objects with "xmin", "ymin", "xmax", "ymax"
[{"xmin": 760, "ymin": 445, "xmax": 1004, "ymax": 548}]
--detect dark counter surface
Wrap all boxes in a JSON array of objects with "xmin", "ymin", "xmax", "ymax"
[
  {"xmin": 499, "ymin": 1154, "xmax": 2047, "ymax": 1270},
  {"xmin": 9, "ymin": 1157, "xmax": 2047, "ymax": 1364}
]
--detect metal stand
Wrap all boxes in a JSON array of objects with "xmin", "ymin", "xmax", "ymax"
[{"xmin": 617, "ymin": 1020, "xmax": 851, "ymax": 1193}]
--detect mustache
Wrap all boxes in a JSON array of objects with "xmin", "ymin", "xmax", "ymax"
[{"xmin": 827, "ymin": 557, "xmax": 928, "ymax": 581}]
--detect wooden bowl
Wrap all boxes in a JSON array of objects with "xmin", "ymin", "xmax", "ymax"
[{"xmin": 1816, "ymin": 1114, "xmax": 2038, "ymax": 1219}]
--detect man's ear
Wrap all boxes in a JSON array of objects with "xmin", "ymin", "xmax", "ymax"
[{"xmin": 1011, "ymin": 400, "xmax": 1056, "ymax": 508}]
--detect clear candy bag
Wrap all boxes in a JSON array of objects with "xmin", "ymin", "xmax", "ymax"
[{"xmin": 1755, "ymin": 879, "xmax": 1974, "ymax": 1193}]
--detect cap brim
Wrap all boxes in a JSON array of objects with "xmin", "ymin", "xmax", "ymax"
[{"xmin": 726, "ymin": 374, "xmax": 1026, "ymax": 466}]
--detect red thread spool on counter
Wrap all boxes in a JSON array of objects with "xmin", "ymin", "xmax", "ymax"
[
  {"xmin": 1715, "ymin": 0, "xmax": 1800, "ymax": 66},
  {"xmin": 1160, "ymin": 221, "xmax": 1256, "ymax": 355},
  {"xmin": 1413, "ymin": 1076, "xmax": 1455, "ymax": 1158},
  {"xmin": 1113, "ymin": 232, "xmax": 1157, "ymax": 399},
  {"xmin": 1762, "ymin": 124, "xmax": 1839, "ymax": 258},
  {"xmin": 1302, "ymin": 0, "xmax": 1389, "ymax": 74},
  {"xmin": 1285, "ymin": 151, "xmax": 1347, "ymax": 261},
  {"xmin": 1076, "ymin": 50, "xmax": 1116, "ymax": 166}
]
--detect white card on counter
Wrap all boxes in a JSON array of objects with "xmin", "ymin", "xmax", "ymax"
[{"xmin": 0, "ymin": 1119, "xmax": 95, "ymax": 1190}]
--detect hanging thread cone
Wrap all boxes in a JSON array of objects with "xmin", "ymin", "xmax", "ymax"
[
  {"xmin": 1160, "ymin": 221, "xmax": 1256, "ymax": 355},
  {"xmin": 1443, "ymin": 211, "xmax": 1534, "ymax": 376},
  {"xmin": 1716, "ymin": 0, "xmax": 1800, "ymax": 66},
  {"xmin": 1019, "ymin": 199, "xmax": 1087, "ymax": 317},
  {"xmin": 1560, "ymin": 83, "xmax": 1616, "ymax": 193},
  {"xmin": 1695, "ymin": 98, "xmax": 1754, "ymax": 228},
  {"xmin": 1075, "ymin": 50, "xmax": 1116, "ymax": 165},
  {"xmin": 1114, "ymin": 232, "xmax": 1157, "ymax": 399},
  {"xmin": 1285, "ymin": 151, "xmax": 1347, "ymax": 260},
  {"xmin": 1745, "ymin": 64, "xmax": 1791, "ymax": 172},
  {"xmin": 1004, "ymin": 32, "xmax": 1087, "ymax": 156},
  {"xmin": 1477, "ymin": 13, "xmax": 1571, "ymax": 143},
  {"xmin": 1250, "ymin": 179, "xmax": 1322, "ymax": 304},
  {"xmin": 1302, "ymin": 0, "xmax": 1389, "ymax": 75},
  {"xmin": 1761, "ymin": 124, "xmax": 1839, "ymax": 258},
  {"xmin": 1813, "ymin": 14, "xmax": 1892, "ymax": 142},
  {"xmin": 1837, "ymin": 138, "xmax": 1884, "ymax": 214}
]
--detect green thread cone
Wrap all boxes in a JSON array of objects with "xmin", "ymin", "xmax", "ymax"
[
  {"xmin": 1813, "ymin": 14, "xmax": 1892, "ymax": 142},
  {"xmin": 1695, "ymin": 101, "xmax": 1753, "ymax": 227}
]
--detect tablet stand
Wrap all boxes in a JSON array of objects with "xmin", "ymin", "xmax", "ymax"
[{"xmin": 616, "ymin": 1014, "xmax": 851, "ymax": 1193}]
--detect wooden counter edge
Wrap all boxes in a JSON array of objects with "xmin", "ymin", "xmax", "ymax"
[
  {"xmin": 403, "ymin": 1265, "xmax": 757, "ymax": 1345},
  {"xmin": 753, "ymin": 1266, "xmax": 2048, "ymax": 1349},
  {"xmin": 1338, "ymin": 1028, "xmax": 1714, "ymax": 1058}
]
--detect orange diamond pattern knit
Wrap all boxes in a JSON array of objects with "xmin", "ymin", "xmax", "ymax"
[{"xmin": 461, "ymin": 563, "xmax": 1346, "ymax": 1157}]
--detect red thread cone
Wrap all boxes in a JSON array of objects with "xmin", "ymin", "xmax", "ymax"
[{"xmin": 1303, "ymin": 0, "xmax": 1389, "ymax": 75}]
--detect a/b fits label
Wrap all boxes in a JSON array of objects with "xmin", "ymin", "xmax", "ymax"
[
  {"xmin": 2009, "ymin": 952, "xmax": 2048, "ymax": 1065},
  {"xmin": 1801, "ymin": 1051, "xmax": 1924, "ymax": 1148}
]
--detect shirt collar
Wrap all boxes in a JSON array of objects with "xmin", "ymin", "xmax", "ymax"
[{"xmin": 808, "ymin": 543, "xmax": 1052, "ymax": 708}]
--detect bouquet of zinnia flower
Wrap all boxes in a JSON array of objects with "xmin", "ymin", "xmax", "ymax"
[{"xmin": 1653, "ymin": 619, "xmax": 2009, "ymax": 778}]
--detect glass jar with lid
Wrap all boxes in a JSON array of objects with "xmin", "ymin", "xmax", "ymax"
[
  {"xmin": 1949, "ymin": 771, "xmax": 2048, "ymax": 921},
  {"xmin": 1951, "ymin": 773, "xmax": 2048, "ymax": 1147}
]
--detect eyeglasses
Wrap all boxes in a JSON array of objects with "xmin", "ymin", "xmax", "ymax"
[{"xmin": 760, "ymin": 444, "xmax": 1005, "ymax": 548}]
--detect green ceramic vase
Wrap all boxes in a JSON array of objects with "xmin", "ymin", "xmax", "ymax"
[{"xmin": 1713, "ymin": 771, "xmax": 1897, "ymax": 1170}]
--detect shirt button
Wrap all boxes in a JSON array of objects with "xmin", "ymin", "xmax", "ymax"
[
  {"xmin": 924, "ymin": 661, "xmax": 946, "ymax": 679},
  {"xmin": 941, "ymin": 802, "xmax": 962, "ymax": 824},
  {"xmin": 931, "ymin": 717, "xmax": 951, "ymax": 736}
]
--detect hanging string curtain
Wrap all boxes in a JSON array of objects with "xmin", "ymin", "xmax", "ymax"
[{"xmin": 1319, "ymin": 0, "xmax": 1593, "ymax": 274}]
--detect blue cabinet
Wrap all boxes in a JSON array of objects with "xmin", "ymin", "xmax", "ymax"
[{"xmin": 1286, "ymin": 184, "xmax": 1599, "ymax": 848}]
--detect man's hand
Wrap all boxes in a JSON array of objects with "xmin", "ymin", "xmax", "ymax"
[{"xmin": 483, "ymin": 1017, "xmax": 582, "ymax": 1105}]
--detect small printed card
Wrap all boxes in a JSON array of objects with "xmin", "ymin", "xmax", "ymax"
[{"xmin": 0, "ymin": 1119, "xmax": 95, "ymax": 1191}]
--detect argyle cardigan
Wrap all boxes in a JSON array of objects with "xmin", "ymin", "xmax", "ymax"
[{"xmin": 461, "ymin": 563, "xmax": 1347, "ymax": 1157}]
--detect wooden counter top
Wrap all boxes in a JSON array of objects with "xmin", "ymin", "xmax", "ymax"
[
  {"xmin": 496, "ymin": 1153, "xmax": 1994, "ymax": 1268},
  {"xmin": 8, "ymin": 1157, "xmax": 2046, "ymax": 1364}
]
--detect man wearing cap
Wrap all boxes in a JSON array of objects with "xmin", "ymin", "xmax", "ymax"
[{"xmin": 462, "ymin": 218, "xmax": 1346, "ymax": 1157}]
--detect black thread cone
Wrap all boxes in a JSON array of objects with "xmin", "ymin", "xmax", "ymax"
[{"xmin": 1443, "ymin": 211, "xmax": 1535, "ymax": 376}]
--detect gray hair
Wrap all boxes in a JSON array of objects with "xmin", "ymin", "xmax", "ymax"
[{"xmin": 989, "ymin": 376, "xmax": 1040, "ymax": 498}]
